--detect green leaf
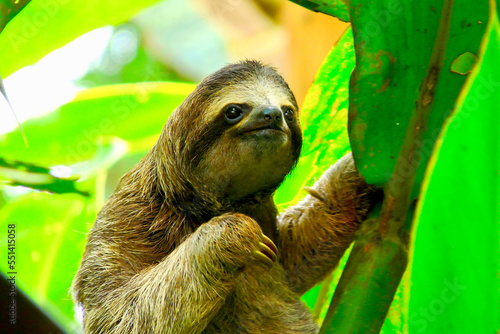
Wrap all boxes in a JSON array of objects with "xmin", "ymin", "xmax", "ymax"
[
  {"xmin": 0, "ymin": 0, "xmax": 31, "ymax": 33},
  {"xmin": 347, "ymin": 0, "xmax": 489, "ymax": 199},
  {"xmin": 300, "ymin": 28, "xmax": 353, "ymax": 160},
  {"xmin": 0, "ymin": 191, "xmax": 94, "ymax": 332},
  {"xmin": 0, "ymin": 157, "xmax": 88, "ymax": 196},
  {"xmin": 0, "ymin": 0, "xmax": 164, "ymax": 78},
  {"xmin": 409, "ymin": 11, "xmax": 500, "ymax": 334},
  {"xmin": 288, "ymin": 0, "xmax": 350, "ymax": 22},
  {"xmin": 321, "ymin": 0, "xmax": 491, "ymax": 333},
  {"xmin": 275, "ymin": 28, "xmax": 354, "ymax": 208},
  {"xmin": 276, "ymin": 28, "xmax": 356, "ymax": 324},
  {"xmin": 0, "ymin": 82, "xmax": 195, "ymax": 166}
]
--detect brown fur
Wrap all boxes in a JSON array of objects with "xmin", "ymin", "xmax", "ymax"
[{"xmin": 72, "ymin": 60, "xmax": 374, "ymax": 333}]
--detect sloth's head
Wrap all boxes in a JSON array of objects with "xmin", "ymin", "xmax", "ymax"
[{"xmin": 161, "ymin": 60, "xmax": 302, "ymax": 205}]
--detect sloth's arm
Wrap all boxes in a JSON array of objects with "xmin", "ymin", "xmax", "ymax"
[
  {"xmin": 277, "ymin": 153, "xmax": 375, "ymax": 295},
  {"xmin": 77, "ymin": 213, "xmax": 276, "ymax": 334}
]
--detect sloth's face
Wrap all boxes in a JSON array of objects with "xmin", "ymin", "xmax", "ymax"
[{"xmin": 196, "ymin": 78, "xmax": 302, "ymax": 201}]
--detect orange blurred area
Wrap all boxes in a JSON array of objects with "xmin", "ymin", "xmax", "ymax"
[{"xmin": 199, "ymin": 0, "xmax": 349, "ymax": 105}]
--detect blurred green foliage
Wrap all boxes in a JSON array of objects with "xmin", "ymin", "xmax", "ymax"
[
  {"xmin": 77, "ymin": 23, "xmax": 186, "ymax": 87},
  {"xmin": 0, "ymin": 82, "xmax": 195, "ymax": 166},
  {"xmin": 0, "ymin": 157, "xmax": 88, "ymax": 196},
  {"xmin": 0, "ymin": 0, "xmax": 164, "ymax": 78}
]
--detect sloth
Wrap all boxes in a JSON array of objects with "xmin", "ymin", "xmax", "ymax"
[{"xmin": 72, "ymin": 60, "xmax": 375, "ymax": 333}]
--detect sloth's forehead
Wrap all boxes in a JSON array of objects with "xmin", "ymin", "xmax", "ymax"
[{"xmin": 211, "ymin": 79, "xmax": 294, "ymax": 111}]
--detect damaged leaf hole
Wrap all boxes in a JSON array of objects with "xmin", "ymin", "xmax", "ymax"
[{"xmin": 451, "ymin": 52, "xmax": 477, "ymax": 75}]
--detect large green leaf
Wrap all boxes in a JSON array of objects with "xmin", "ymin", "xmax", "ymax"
[
  {"xmin": 300, "ymin": 28, "xmax": 353, "ymax": 161},
  {"xmin": 273, "ymin": 28, "xmax": 356, "ymax": 320},
  {"xmin": 409, "ymin": 11, "xmax": 500, "ymax": 333},
  {"xmin": 0, "ymin": 82, "xmax": 195, "ymax": 166},
  {"xmin": 275, "ymin": 28, "xmax": 354, "ymax": 208},
  {"xmin": 348, "ymin": 0, "xmax": 489, "ymax": 198},
  {"xmin": 0, "ymin": 191, "xmax": 95, "ymax": 332},
  {"xmin": 0, "ymin": 0, "xmax": 163, "ymax": 78},
  {"xmin": 321, "ymin": 0, "xmax": 491, "ymax": 333}
]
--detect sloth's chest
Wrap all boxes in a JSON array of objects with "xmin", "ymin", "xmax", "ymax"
[{"xmin": 204, "ymin": 264, "xmax": 318, "ymax": 334}]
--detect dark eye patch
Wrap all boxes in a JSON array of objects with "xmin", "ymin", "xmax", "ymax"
[
  {"xmin": 281, "ymin": 106, "xmax": 296, "ymax": 123},
  {"xmin": 222, "ymin": 103, "xmax": 252, "ymax": 124}
]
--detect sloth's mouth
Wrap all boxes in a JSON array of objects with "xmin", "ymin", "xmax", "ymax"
[{"xmin": 245, "ymin": 124, "xmax": 284, "ymax": 133}]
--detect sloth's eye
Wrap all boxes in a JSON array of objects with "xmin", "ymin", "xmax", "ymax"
[
  {"xmin": 224, "ymin": 105, "xmax": 244, "ymax": 123},
  {"xmin": 284, "ymin": 108, "xmax": 294, "ymax": 122}
]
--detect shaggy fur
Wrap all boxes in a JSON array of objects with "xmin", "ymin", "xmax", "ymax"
[{"xmin": 72, "ymin": 60, "xmax": 374, "ymax": 333}]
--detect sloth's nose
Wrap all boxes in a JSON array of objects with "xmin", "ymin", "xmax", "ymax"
[{"xmin": 262, "ymin": 107, "xmax": 282, "ymax": 124}]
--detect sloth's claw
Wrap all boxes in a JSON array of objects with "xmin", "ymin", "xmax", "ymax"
[
  {"xmin": 258, "ymin": 242, "xmax": 278, "ymax": 263},
  {"xmin": 252, "ymin": 235, "xmax": 278, "ymax": 268},
  {"xmin": 261, "ymin": 235, "xmax": 278, "ymax": 256},
  {"xmin": 253, "ymin": 250, "xmax": 275, "ymax": 268}
]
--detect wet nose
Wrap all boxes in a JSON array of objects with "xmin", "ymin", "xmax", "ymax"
[{"xmin": 262, "ymin": 107, "xmax": 282, "ymax": 124}]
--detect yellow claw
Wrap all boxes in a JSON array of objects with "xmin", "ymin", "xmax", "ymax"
[
  {"xmin": 258, "ymin": 242, "xmax": 278, "ymax": 263},
  {"xmin": 253, "ymin": 250, "xmax": 275, "ymax": 268},
  {"xmin": 261, "ymin": 234, "xmax": 278, "ymax": 255}
]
